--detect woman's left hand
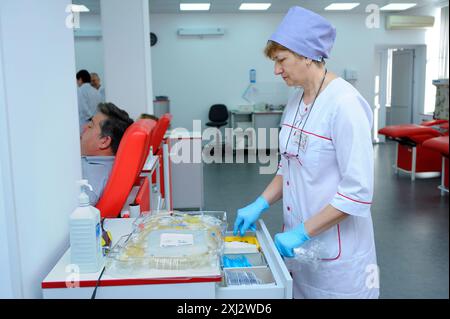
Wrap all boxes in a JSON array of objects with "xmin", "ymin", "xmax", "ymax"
[{"xmin": 274, "ymin": 222, "xmax": 311, "ymax": 257}]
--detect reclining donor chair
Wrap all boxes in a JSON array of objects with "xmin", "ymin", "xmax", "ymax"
[
  {"xmin": 422, "ymin": 136, "xmax": 449, "ymax": 195},
  {"xmin": 378, "ymin": 120, "xmax": 448, "ymax": 181},
  {"xmin": 96, "ymin": 119, "xmax": 157, "ymax": 218},
  {"xmin": 146, "ymin": 113, "xmax": 172, "ymax": 200}
]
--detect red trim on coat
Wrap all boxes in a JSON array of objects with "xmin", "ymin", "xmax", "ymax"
[
  {"xmin": 337, "ymin": 192, "xmax": 372, "ymax": 205},
  {"xmin": 282, "ymin": 124, "xmax": 332, "ymax": 141}
]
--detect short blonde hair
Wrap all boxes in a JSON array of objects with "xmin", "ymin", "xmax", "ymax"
[
  {"xmin": 264, "ymin": 40, "xmax": 291, "ymax": 59},
  {"xmin": 264, "ymin": 40, "xmax": 325, "ymax": 66}
]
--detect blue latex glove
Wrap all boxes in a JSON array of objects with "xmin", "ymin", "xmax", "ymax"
[
  {"xmin": 233, "ymin": 196, "xmax": 269, "ymax": 236},
  {"xmin": 274, "ymin": 223, "xmax": 311, "ymax": 257}
]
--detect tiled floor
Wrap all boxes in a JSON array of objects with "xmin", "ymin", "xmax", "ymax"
[{"xmin": 203, "ymin": 142, "xmax": 449, "ymax": 299}]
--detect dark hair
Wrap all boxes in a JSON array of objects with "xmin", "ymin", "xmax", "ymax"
[
  {"xmin": 138, "ymin": 113, "xmax": 159, "ymax": 121},
  {"xmin": 76, "ymin": 69, "xmax": 91, "ymax": 84},
  {"xmin": 97, "ymin": 103, "xmax": 134, "ymax": 155}
]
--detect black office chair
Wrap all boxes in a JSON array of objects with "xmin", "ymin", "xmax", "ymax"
[
  {"xmin": 206, "ymin": 104, "xmax": 228, "ymax": 128},
  {"xmin": 206, "ymin": 104, "xmax": 229, "ymax": 155}
]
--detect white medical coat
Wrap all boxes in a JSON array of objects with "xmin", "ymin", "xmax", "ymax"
[
  {"xmin": 98, "ymin": 86, "xmax": 106, "ymax": 103},
  {"xmin": 77, "ymin": 83, "xmax": 103, "ymax": 131},
  {"xmin": 278, "ymin": 78, "xmax": 379, "ymax": 299}
]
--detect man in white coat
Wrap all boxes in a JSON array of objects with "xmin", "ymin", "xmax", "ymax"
[
  {"xmin": 90, "ymin": 72, "xmax": 106, "ymax": 102},
  {"xmin": 233, "ymin": 6, "xmax": 379, "ymax": 299},
  {"xmin": 77, "ymin": 69, "xmax": 103, "ymax": 132}
]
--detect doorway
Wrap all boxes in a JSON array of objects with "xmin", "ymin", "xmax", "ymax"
[
  {"xmin": 374, "ymin": 45, "xmax": 426, "ymax": 142},
  {"xmin": 388, "ymin": 49, "xmax": 415, "ymax": 125}
]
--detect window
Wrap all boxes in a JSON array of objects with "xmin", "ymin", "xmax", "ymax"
[{"xmin": 438, "ymin": 6, "xmax": 449, "ymax": 79}]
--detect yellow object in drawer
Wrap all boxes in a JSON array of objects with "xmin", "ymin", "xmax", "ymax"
[{"xmin": 224, "ymin": 236, "xmax": 260, "ymax": 251}]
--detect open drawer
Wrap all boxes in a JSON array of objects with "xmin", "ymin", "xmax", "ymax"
[{"xmin": 215, "ymin": 220, "xmax": 292, "ymax": 299}]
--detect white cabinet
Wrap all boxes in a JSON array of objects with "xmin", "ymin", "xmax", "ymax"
[
  {"xmin": 252, "ymin": 112, "xmax": 282, "ymax": 150},
  {"xmin": 167, "ymin": 131, "xmax": 204, "ymax": 210},
  {"xmin": 230, "ymin": 110, "xmax": 283, "ymax": 151}
]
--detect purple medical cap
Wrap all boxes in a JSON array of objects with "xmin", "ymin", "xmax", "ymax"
[{"xmin": 269, "ymin": 6, "xmax": 336, "ymax": 61}]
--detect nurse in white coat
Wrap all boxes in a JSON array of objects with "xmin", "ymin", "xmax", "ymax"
[{"xmin": 233, "ymin": 6, "xmax": 379, "ymax": 299}]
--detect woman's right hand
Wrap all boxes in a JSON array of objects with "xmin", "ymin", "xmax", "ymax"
[{"xmin": 233, "ymin": 196, "xmax": 269, "ymax": 236}]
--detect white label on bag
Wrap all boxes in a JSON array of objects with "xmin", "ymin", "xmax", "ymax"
[{"xmin": 160, "ymin": 233, "xmax": 194, "ymax": 247}]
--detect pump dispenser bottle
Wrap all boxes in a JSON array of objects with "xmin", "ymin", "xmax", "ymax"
[{"xmin": 69, "ymin": 179, "xmax": 104, "ymax": 273}]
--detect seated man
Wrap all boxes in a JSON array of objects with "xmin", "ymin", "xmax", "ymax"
[
  {"xmin": 80, "ymin": 102, "xmax": 134, "ymax": 205},
  {"xmin": 138, "ymin": 113, "xmax": 159, "ymax": 121}
]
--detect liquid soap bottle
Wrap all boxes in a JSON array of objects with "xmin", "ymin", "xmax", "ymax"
[{"xmin": 69, "ymin": 179, "xmax": 104, "ymax": 273}]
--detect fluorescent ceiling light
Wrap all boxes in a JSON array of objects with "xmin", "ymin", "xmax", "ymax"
[
  {"xmin": 380, "ymin": 3, "xmax": 417, "ymax": 11},
  {"xmin": 325, "ymin": 3, "xmax": 360, "ymax": 11},
  {"xmin": 180, "ymin": 3, "xmax": 211, "ymax": 11},
  {"xmin": 239, "ymin": 3, "xmax": 272, "ymax": 11},
  {"xmin": 70, "ymin": 4, "xmax": 90, "ymax": 12}
]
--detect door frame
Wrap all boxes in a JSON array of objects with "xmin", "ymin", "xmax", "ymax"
[
  {"xmin": 391, "ymin": 48, "xmax": 415, "ymax": 125},
  {"xmin": 373, "ymin": 45, "xmax": 426, "ymax": 143}
]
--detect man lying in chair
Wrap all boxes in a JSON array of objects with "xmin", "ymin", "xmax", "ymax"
[{"xmin": 80, "ymin": 102, "xmax": 134, "ymax": 205}]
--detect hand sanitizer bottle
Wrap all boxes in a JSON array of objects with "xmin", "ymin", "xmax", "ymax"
[{"xmin": 69, "ymin": 179, "xmax": 104, "ymax": 273}]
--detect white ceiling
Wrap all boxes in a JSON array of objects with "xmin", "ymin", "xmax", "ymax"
[{"xmin": 77, "ymin": 0, "xmax": 446, "ymax": 14}]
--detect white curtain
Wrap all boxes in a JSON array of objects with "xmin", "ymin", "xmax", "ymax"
[{"xmin": 438, "ymin": 6, "xmax": 449, "ymax": 79}]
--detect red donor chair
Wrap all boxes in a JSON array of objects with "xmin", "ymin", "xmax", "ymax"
[
  {"xmin": 378, "ymin": 121, "xmax": 448, "ymax": 180},
  {"xmin": 422, "ymin": 136, "xmax": 449, "ymax": 196},
  {"xmin": 96, "ymin": 119, "xmax": 156, "ymax": 218}
]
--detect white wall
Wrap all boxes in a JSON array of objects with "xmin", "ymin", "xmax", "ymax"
[
  {"xmin": 74, "ymin": 13, "xmax": 104, "ymax": 80},
  {"xmin": 0, "ymin": 0, "xmax": 81, "ymax": 298},
  {"xmin": 0, "ymin": 41, "xmax": 21, "ymax": 298},
  {"xmin": 74, "ymin": 8, "xmax": 443, "ymax": 129},
  {"xmin": 406, "ymin": 3, "xmax": 447, "ymax": 114},
  {"xmin": 150, "ymin": 13, "xmax": 285, "ymax": 129},
  {"xmin": 150, "ymin": 12, "xmax": 436, "ymax": 129},
  {"xmin": 0, "ymin": 168, "xmax": 14, "ymax": 298},
  {"xmin": 101, "ymin": 0, "xmax": 154, "ymax": 119}
]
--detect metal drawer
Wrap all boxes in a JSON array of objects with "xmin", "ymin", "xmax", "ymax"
[{"xmin": 215, "ymin": 220, "xmax": 292, "ymax": 299}]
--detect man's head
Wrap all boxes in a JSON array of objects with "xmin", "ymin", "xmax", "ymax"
[
  {"xmin": 91, "ymin": 72, "xmax": 101, "ymax": 90},
  {"xmin": 138, "ymin": 113, "xmax": 159, "ymax": 121},
  {"xmin": 76, "ymin": 69, "xmax": 91, "ymax": 87},
  {"xmin": 80, "ymin": 103, "xmax": 134, "ymax": 156}
]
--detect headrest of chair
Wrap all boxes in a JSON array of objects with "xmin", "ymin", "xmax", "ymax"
[
  {"xmin": 148, "ymin": 113, "xmax": 172, "ymax": 154},
  {"xmin": 135, "ymin": 119, "xmax": 158, "ymax": 169}
]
